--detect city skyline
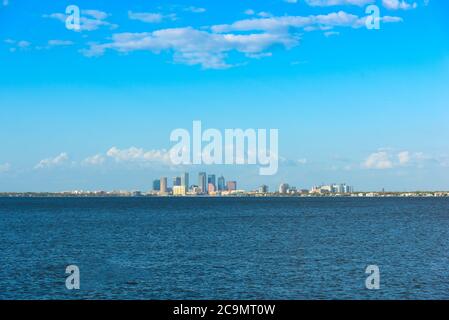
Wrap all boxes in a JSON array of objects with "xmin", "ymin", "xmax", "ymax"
[{"xmin": 1, "ymin": 1, "xmax": 448, "ymax": 192}]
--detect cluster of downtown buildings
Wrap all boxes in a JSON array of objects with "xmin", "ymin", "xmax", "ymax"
[
  {"xmin": 150, "ymin": 171, "xmax": 354, "ymax": 197},
  {"xmin": 151, "ymin": 172, "xmax": 238, "ymax": 196}
]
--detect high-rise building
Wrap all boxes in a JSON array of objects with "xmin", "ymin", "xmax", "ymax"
[
  {"xmin": 160, "ymin": 177, "xmax": 168, "ymax": 195},
  {"xmin": 258, "ymin": 185, "xmax": 269, "ymax": 193},
  {"xmin": 173, "ymin": 176, "xmax": 181, "ymax": 187},
  {"xmin": 217, "ymin": 175, "xmax": 225, "ymax": 191},
  {"xmin": 208, "ymin": 174, "xmax": 216, "ymax": 188},
  {"xmin": 227, "ymin": 181, "xmax": 237, "ymax": 192},
  {"xmin": 279, "ymin": 183, "xmax": 289, "ymax": 194},
  {"xmin": 343, "ymin": 185, "xmax": 354, "ymax": 193},
  {"xmin": 153, "ymin": 179, "xmax": 161, "ymax": 191},
  {"xmin": 198, "ymin": 172, "xmax": 207, "ymax": 194},
  {"xmin": 181, "ymin": 172, "xmax": 189, "ymax": 190}
]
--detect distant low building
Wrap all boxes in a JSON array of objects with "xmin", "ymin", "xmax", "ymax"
[
  {"xmin": 208, "ymin": 183, "xmax": 216, "ymax": 194},
  {"xmin": 279, "ymin": 183, "xmax": 289, "ymax": 194},
  {"xmin": 173, "ymin": 185, "xmax": 186, "ymax": 196},
  {"xmin": 227, "ymin": 181, "xmax": 237, "ymax": 192},
  {"xmin": 311, "ymin": 183, "xmax": 354, "ymax": 194}
]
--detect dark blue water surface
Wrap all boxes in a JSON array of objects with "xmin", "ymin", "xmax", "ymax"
[{"xmin": 0, "ymin": 197, "xmax": 448, "ymax": 300}]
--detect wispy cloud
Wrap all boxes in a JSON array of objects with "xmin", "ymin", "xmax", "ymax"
[
  {"xmin": 80, "ymin": 10, "xmax": 402, "ymax": 69},
  {"xmin": 304, "ymin": 0, "xmax": 374, "ymax": 6},
  {"xmin": 82, "ymin": 154, "xmax": 106, "ymax": 166},
  {"xmin": 128, "ymin": 11, "xmax": 176, "ymax": 23},
  {"xmin": 4, "ymin": 39, "xmax": 31, "ymax": 52},
  {"xmin": 47, "ymin": 40, "xmax": 74, "ymax": 46},
  {"xmin": 0, "ymin": 163, "xmax": 10, "ymax": 173},
  {"xmin": 211, "ymin": 11, "xmax": 401, "ymax": 33},
  {"xmin": 106, "ymin": 147, "xmax": 171, "ymax": 165},
  {"xmin": 43, "ymin": 9, "xmax": 118, "ymax": 31},
  {"xmin": 81, "ymin": 27, "xmax": 298, "ymax": 69},
  {"xmin": 363, "ymin": 149, "xmax": 434, "ymax": 170},
  {"xmin": 324, "ymin": 31, "xmax": 340, "ymax": 37},
  {"xmin": 184, "ymin": 6, "xmax": 206, "ymax": 13},
  {"xmin": 35, "ymin": 153, "xmax": 69, "ymax": 169},
  {"xmin": 382, "ymin": 0, "xmax": 418, "ymax": 10}
]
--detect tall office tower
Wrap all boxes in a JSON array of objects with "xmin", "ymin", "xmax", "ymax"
[
  {"xmin": 181, "ymin": 172, "xmax": 189, "ymax": 191},
  {"xmin": 173, "ymin": 176, "xmax": 181, "ymax": 187},
  {"xmin": 258, "ymin": 185, "xmax": 269, "ymax": 193},
  {"xmin": 208, "ymin": 174, "xmax": 216, "ymax": 188},
  {"xmin": 153, "ymin": 179, "xmax": 161, "ymax": 191},
  {"xmin": 160, "ymin": 177, "xmax": 168, "ymax": 194},
  {"xmin": 217, "ymin": 176, "xmax": 225, "ymax": 191},
  {"xmin": 198, "ymin": 172, "xmax": 207, "ymax": 194},
  {"xmin": 227, "ymin": 181, "xmax": 237, "ymax": 192}
]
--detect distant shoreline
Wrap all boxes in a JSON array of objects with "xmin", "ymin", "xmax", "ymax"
[{"xmin": 1, "ymin": 192, "xmax": 449, "ymax": 198}]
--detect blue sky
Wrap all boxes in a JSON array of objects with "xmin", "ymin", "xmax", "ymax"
[{"xmin": 0, "ymin": 0, "xmax": 448, "ymax": 192}]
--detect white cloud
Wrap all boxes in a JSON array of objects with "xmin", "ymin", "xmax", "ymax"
[
  {"xmin": 382, "ymin": 0, "xmax": 418, "ymax": 10},
  {"xmin": 363, "ymin": 151, "xmax": 394, "ymax": 169},
  {"xmin": 243, "ymin": 9, "xmax": 272, "ymax": 18},
  {"xmin": 324, "ymin": 31, "xmax": 340, "ymax": 37},
  {"xmin": 17, "ymin": 40, "xmax": 31, "ymax": 48},
  {"xmin": 0, "ymin": 163, "xmax": 10, "ymax": 173},
  {"xmin": 211, "ymin": 11, "xmax": 402, "ymax": 33},
  {"xmin": 128, "ymin": 11, "xmax": 176, "ymax": 23},
  {"xmin": 35, "ymin": 153, "xmax": 69, "ymax": 169},
  {"xmin": 184, "ymin": 6, "xmax": 206, "ymax": 13},
  {"xmin": 48, "ymin": 40, "xmax": 74, "ymax": 46},
  {"xmin": 305, "ymin": 0, "xmax": 374, "ymax": 6},
  {"xmin": 4, "ymin": 39, "xmax": 34, "ymax": 52},
  {"xmin": 258, "ymin": 12, "xmax": 273, "ymax": 18},
  {"xmin": 106, "ymin": 147, "xmax": 171, "ymax": 164},
  {"xmin": 397, "ymin": 151, "xmax": 410, "ymax": 165},
  {"xmin": 81, "ymin": 27, "xmax": 298, "ymax": 69},
  {"xmin": 43, "ymin": 10, "xmax": 118, "ymax": 31},
  {"xmin": 363, "ymin": 150, "xmax": 433, "ymax": 169},
  {"xmin": 81, "ymin": 10, "xmax": 402, "ymax": 69},
  {"xmin": 82, "ymin": 154, "xmax": 105, "ymax": 166},
  {"xmin": 82, "ymin": 9, "xmax": 108, "ymax": 20},
  {"xmin": 279, "ymin": 157, "xmax": 308, "ymax": 166}
]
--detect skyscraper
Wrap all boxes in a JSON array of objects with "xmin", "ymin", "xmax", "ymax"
[
  {"xmin": 173, "ymin": 176, "xmax": 181, "ymax": 187},
  {"xmin": 160, "ymin": 177, "xmax": 168, "ymax": 195},
  {"xmin": 181, "ymin": 172, "xmax": 189, "ymax": 191},
  {"xmin": 208, "ymin": 174, "xmax": 216, "ymax": 188},
  {"xmin": 198, "ymin": 172, "xmax": 207, "ymax": 194},
  {"xmin": 152, "ymin": 179, "xmax": 160, "ymax": 191},
  {"xmin": 217, "ymin": 175, "xmax": 225, "ymax": 191}
]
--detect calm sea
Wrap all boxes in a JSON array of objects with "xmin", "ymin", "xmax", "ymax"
[{"xmin": 0, "ymin": 197, "xmax": 448, "ymax": 300}]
